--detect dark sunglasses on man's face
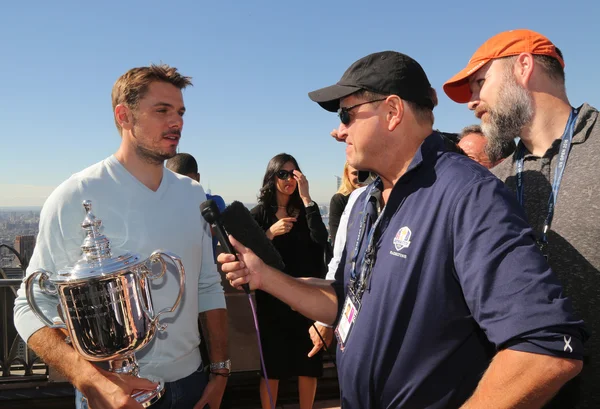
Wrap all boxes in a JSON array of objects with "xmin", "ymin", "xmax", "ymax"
[
  {"xmin": 276, "ymin": 170, "xmax": 296, "ymax": 180},
  {"xmin": 337, "ymin": 98, "xmax": 387, "ymax": 125}
]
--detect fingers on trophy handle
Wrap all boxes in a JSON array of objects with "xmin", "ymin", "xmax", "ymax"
[
  {"xmin": 145, "ymin": 250, "xmax": 186, "ymax": 332},
  {"xmin": 25, "ymin": 269, "xmax": 67, "ymax": 330}
]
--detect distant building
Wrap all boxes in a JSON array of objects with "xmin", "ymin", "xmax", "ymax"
[
  {"xmin": 0, "ymin": 250, "xmax": 14, "ymax": 268},
  {"xmin": 335, "ymin": 175, "xmax": 341, "ymax": 190},
  {"xmin": 14, "ymin": 235, "xmax": 35, "ymax": 268}
]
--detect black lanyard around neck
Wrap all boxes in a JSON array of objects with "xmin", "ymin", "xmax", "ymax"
[
  {"xmin": 348, "ymin": 178, "xmax": 385, "ymax": 302},
  {"xmin": 515, "ymin": 107, "xmax": 578, "ymax": 252}
]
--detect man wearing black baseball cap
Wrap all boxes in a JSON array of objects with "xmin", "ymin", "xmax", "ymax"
[
  {"xmin": 218, "ymin": 51, "xmax": 586, "ymax": 408},
  {"xmin": 308, "ymin": 51, "xmax": 436, "ymax": 112}
]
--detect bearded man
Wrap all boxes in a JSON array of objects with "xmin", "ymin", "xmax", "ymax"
[{"xmin": 444, "ymin": 29, "xmax": 600, "ymax": 409}]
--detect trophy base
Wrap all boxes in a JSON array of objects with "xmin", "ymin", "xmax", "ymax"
[
  {"xmin": 132, "ymin": 379, "xmax": 164, "ymax": 407},
  {"xmin": 79, "ymin": 378, "xmax": 164, "ymax": 408},
  {"xmin": 107, "ymin": 356, "xmax": 165, "ymax": 406}
]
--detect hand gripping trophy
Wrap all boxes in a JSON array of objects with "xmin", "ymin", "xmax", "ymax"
[{"xmin": 25, "ymin": 200, "xmax": 185, "ymax": 407}]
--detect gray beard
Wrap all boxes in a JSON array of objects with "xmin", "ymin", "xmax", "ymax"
[{"xmin": 482, "ymin": 72, "xmax": 533, "ymax": 163}]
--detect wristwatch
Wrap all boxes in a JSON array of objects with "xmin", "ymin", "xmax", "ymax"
[
  {"xmin": 305, "ymin": 201, "xmax": 317, "ymax": 208},
  {"xmin": 210, "ymin": 359, "xmax": 231, "ymax": 372}
]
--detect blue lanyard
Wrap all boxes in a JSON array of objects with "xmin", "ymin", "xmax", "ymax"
[
  {"xmin": 349, "ymin": 178, "xmax": 385, "ymax": 297},
  {"xmin": 515, "ymin": 108, "xmax": 578, "ymax": 246}
]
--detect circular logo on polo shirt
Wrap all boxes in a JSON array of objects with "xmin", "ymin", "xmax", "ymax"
[{"xmin": 393, "ymin": 226, "xmax": 412, "ymax": 251}]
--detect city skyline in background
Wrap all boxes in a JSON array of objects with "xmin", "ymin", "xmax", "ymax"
[
  {"xmin": 0, "ymin": 209, "xmax": 38, "ymax": 268},
  {"xmin": 0, "ymin": 205, "xmax": 331, "ymax": 268},
  {"xmin": 2, "ymin": 0, "xmax": 600, "ymax": 208}
]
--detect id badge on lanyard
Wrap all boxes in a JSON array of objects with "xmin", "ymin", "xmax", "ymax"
[
  {"xmin": 335, "ymin": 182, "xmax": 383, "ymax": 351},
  {"xmin": 335, "ymin": 290, "xmax": 361, "ymax": 351}
]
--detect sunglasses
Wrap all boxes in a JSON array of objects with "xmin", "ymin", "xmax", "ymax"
[
  {"xmin": 337, "ymin": 98, "xmax": 387, "ymax": 125},
  {"xmin": 276, "ymin": 169, "xmax": 296, "ymax": 180}
]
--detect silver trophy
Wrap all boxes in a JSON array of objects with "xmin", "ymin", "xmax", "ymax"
[{"xmin": 25, "ymin": 200, "xmax": 185, "ymax": 407}]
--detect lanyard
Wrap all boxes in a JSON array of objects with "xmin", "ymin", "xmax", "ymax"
[
  {"xmin": 349, "ymin": 178, "xmax": 385, "ymax": 301},
  {"xmin": 515, "ymin": 108, "xmax": 578, "ymax": 247}
]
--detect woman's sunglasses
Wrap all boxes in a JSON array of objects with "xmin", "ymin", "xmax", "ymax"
[
  {"xmin": 276, "ymin": 170, "xmax": 296, "ymax": 180},
  {"xmin": 337, "ymin": 98, "xmax": 387, "ymax": 125}
]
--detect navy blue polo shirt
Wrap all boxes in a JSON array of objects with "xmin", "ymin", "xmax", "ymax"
[{"xmin": 332, "ymin": 132, "xmax": 587, "ymax": 409}]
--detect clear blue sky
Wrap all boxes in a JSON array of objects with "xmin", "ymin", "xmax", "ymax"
[{"xmin": 2, "ymin": 0, "xmax": 599, "ymax": 207}]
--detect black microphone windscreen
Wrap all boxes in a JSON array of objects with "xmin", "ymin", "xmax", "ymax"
[
  {"xmin": 221, "ymin": 201, "xmax": 285, "ymax": 271},
  {"xmin": 200, "ymin": 200, "xmax": 218, "ymax": 224}
]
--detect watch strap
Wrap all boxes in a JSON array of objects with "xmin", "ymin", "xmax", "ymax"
[{"xmin": 210, "ymin": 359, "xmax": 231, "ymax": 372}]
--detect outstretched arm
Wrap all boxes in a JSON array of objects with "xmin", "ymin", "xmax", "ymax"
[{"xmin": 219, "ymin": 236, "xmax": 339, "ymax": 325}]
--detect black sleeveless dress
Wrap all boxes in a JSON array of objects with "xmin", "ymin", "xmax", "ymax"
[{"xmin": 250, "ymin": 203, "xmax": 329, "ymax": 379}]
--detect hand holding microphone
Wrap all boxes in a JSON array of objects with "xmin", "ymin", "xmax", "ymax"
[
  {"xmin": 217, "ymin": 237, "xmax": 267, "ymax": 293},
  {"xmin": 202, "ymin": 201, "xmax": 286, "ymax": 406},
  {"xmin": 201, "ymin": 200, "xmax": 285, "ymax": 294},
  {"xmin": 200, "ymin": 199, "xmax": 250, "ymax": 294}
]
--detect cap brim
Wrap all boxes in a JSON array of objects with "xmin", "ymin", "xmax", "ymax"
[
  {"xmin": 308, "ymin": 84, "xmax": 362, "ymax": 112},
  {"xmin": 443, "ymin": 59, "xmax": 489, "ymax": 104}
]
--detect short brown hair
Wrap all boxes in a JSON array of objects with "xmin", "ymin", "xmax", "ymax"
[
  {"xmin": 111, "ymin": 64, "xmax": 193, "ymax": 134},
  {"xmin": 406, "ymin": 87, "xmax": 437, "ymax": 126},
  {"xmin": 534, "ymin": 54, "xmax": 565, "ymax": 83},
  {"xmin": 503, "ymin": 54, "xmax": 565, "ymax": 85}
]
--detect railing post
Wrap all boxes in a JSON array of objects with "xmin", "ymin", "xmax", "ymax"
[
  {"xmin": 0, "ymin": 275, "xmax": 50, "ymax": 382},
  {"xmin": 2, "ymin": 284, "xmax": 8, "ymax": 377},
  {"xmin": 3, "ymin": 285, "xmax": 7, "ymax": 364}
]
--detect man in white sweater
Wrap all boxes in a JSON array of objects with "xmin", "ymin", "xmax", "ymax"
[{"xmin": 13, "ymin": 65, "xmax": 229, "ymax": 409}]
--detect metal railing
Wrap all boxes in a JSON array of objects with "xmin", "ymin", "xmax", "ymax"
[
  {"xmin": 0, "ymin": 243, "xmax": 28, "ymax": 272},
  {"xmin": 0, "ymin": 245, "xmax": 49, "ymax": 383}
]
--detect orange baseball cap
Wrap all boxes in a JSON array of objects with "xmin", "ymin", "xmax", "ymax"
[{"xmin": 443, "ymin": 29, "xmax": 565, "ymax": 103}]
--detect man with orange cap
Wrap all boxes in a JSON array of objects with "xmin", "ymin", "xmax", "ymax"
[{"xmin": 444, "ymin": 29, "xmax": 600, "ymax": 408}]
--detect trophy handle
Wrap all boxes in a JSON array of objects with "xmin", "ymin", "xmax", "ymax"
[
  {"xmin": 25, "ymin": 269, "xmax": 68, "ymax": 330},
  {"xmin": 145, "ymin": 250, "xmax": 185, "ymax": 332}
]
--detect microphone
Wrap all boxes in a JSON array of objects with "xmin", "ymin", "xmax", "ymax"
[
  {"xmin": 200, "ymin": 200, "xmax": 285, "ymax": 294},
  {"xmin": 220, "ymin": 201, "xmax": 285, "ymax": 271},
  {"xmin": 209, "ymin": 201, "xmax": 283, "ymax": 407},
  {"xmin": 200, "ymin": 199, "xmax": 251, "ymax": 294}
]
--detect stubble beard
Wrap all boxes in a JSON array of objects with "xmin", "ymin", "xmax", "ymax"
[
  {"xmin": 131, "ymin": 120, "xmax": 177, "ymax": 166},
  {"xmin": 482, "ymin": 69, "xmax": 533, "ymax": 163}
]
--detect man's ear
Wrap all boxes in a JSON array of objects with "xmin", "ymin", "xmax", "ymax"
[
  {"xmin": 115, "ymin": 104, "xmax": 133, "ymax": 131},
  {"xmin": 514, "ymin": 53, "xmax": 535, "ymax": 87},
  {"xmin": 386, "ymin": 95, "xmax": 403, "ymax": 131}
]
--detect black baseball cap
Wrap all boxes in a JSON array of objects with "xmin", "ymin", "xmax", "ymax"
[{"xmin": 308, "ymin": 51, "xmax": 434, "ymax": 112}]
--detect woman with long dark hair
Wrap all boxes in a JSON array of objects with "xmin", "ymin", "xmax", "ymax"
[{"xmin": 251, "ymin": 153, "xmax": 329, "ymax": 409}]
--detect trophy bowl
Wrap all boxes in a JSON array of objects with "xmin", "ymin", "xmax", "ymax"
[{"xmin": 25, "ymin": 200, "xmax": 185, "ymax": 407}]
